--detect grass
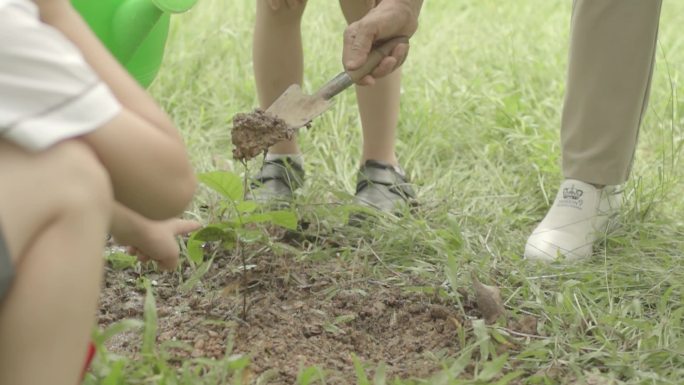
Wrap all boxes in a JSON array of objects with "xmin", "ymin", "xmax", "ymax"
[{"xmin": 86, "ymin": 0, "xmax": 684, "ymax": 384}]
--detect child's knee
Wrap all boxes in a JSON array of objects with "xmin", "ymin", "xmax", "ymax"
[{"xmin": 259, "ymin": 0, "xmax": 307, "ymax": 20}]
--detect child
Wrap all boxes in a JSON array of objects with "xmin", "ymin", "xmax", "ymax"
[
  {"xmin": 249, "ymin": 0, "xmax": 416, "ymax": 213},
  {"xmin": 0, "ymin": 0, "xmax": 198, "ymax": 384}
]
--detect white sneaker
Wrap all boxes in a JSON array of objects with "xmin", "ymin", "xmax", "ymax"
[{"xmin": 524, "ymin": 179, "xmax": 622, "ymax": 262}]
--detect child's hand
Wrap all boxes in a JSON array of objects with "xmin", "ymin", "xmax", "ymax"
[{"xmin": 118, "ymin": 218, "xmax": 201, "ymax": 271}]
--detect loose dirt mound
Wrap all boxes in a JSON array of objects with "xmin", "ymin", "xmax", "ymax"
[
  {"xmin": 98, "ymin": 244, "xmax": 475, "ymax": 384},
  {"xmin": 231, "ymin": 109, "xmax": 294, "ymax": 161}
]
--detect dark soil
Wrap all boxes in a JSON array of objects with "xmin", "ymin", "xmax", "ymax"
[
  {"xmin": 231, "ymin": 109, "xmax": 294, "ymax": 161},
  {"xmin": 98, "ymin": 242, "xmax": 482, "ymax": 384}
]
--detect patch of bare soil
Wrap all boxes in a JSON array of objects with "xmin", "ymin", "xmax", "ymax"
[
  {"xmin": 98, "ymin": 240, "xmax": 486, "ymax": 384},
  {"xmin": 231, "ymin": 109, "xmax": 294, "ymax": 161}
]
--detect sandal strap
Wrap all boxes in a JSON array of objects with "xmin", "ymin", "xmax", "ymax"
[
  {"xmin": 252, "ymin": 158, "xmax": 304, "ymax": 190},
  {"xmin": 355, "ymin": 160, "xmax": 416, "ymax": 199}
]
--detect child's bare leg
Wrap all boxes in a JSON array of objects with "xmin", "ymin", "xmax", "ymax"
[
  {"xmin": 254, "ymin": 0, "xmax": 307, "ymax": 155},
  {"xmin": 0, "ymin": 140, "xmax": 112, "ymax": 385},
  {"xmin": 340, "ymin": 0, "xmax": 402, "ymax": 167}
]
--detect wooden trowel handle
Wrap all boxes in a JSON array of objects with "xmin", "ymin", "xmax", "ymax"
[{"xmin": 316, "ymin": 36, "xmax": 410, "ymax": 100}]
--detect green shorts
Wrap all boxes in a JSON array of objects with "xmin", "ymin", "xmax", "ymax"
[{"xmin": 0, "ymin": 227, "xmax": 13, "ymax": 302}]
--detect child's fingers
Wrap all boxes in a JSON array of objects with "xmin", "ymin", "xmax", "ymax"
[
  {"xmin": 138, "ymin": 252, "xmax": 177, "ymax": 271},
  {"xmin": 370, "ymin": 56, "xmax": 398, "ymax": 79},
  {"xmin": 390, "ymin": 42, "xmax": 410, "ymax": 68},
  {"xmin": 357, "ymin": 75, "xmax": 376, "ymax": 86},
  {"xmin": 155, "ymin": 255, "xmax": 179, "ymax": 271},
  {"xmin": 130, "ymin": 247, "xmax": 147, "ymax": 261},
  {"xmin": 171, "ymin": 219, "xmax": 202, "ymax": 236}
]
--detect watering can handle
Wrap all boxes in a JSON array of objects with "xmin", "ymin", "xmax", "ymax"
[
  {"xmin": 152, "ymin": 0, "xmax": 198, "ymax": 13},
  {"xmin": 112, "ymin": 0, "xmax": 197, "ymax": 62}
]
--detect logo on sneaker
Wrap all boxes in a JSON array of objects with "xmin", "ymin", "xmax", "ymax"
[
  {"xmin": 558, "ymin": 185, "xmax": 584, "ymax": 209},
  {"xmin": 563, "ymin": 185, "xmax": 583, "ymax": 200}
]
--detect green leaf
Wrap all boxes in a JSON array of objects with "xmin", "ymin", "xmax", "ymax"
[
  {"xmin": 445, "ymin": 255, "xmax": 468, "ymax": 319},
  {"xmin": 472, "ymin": 319, "xmax": 491, "ymax": 360},
  {"xmin": 334, "ymin": 314, "xmax": 357, "ymax": 324},
  {"xmin": 235, "ymin": 200, "xmax": 258, "ymax": 213},
  {"xmin": 445, "ymin": 254, "xmax": 461, "ymax": 294},
  {"xmin": 351, "ymin": 353, "xmax": 371, "ymax": 385},
  {"xmin": 267, "ymin": 210, "xmax": 298, "ymax": 230},
  {"xmin": 235, "ymin": 227, "xmax": 265, "ymax": 243},
  {"xmin": 180, "ymin": 258, "xmax": 213, "ymax": 294},
  {"xmin": 477, "ymin": 354, "xmax": 508, "ymax": 382},
  {"xmin": 94, "ymin": 319, "xmax": 144, "ymax": 346},
  {"xmin": 106, "ymin": 251, "xmax": 138, "ymax": 270},
  {"xmin": 323, "ymin": 322, "xmax": 343, "ymax": 335},
  {"xmin": 239, "ymin": 210, "xmax": 298, "ymax": 229},
  {"xmin": 297, "ymin": 366, "xmax": 325, "ymax": 385},
  {"xmin": 198, "ymin": 171, "xmax": 243, "ymax": 201},
  {"xmin": 257, "ymin": 369, "xmax": 280, "ymax": 385},
  {"xmin": 186, "ymin": 225, "xmax": 237, "ymax": 263},
  {"xmin": 239, "ymin": 212, "xmax": 271, "ymax": 226},
  {"xmin": 191, "ymin": 224, "xmax": 233, "ymax": 242},
  {"xmin": 186, "ymin": 239, "xmax": 204, "ymax": 265},
  {"xmin": 101, "ymin": 360, "xmax": 125, "ymax": 385},
  {"xmin": 373, "ymin": 363, "xmax": 387, "ymax": 385},
  {"xmin": 141, "ymin": 281, "xmax": 158, "ymax": 357},
  {"xmin": 447, "ymin": 349, "xmax": 473, "ymax": 379},
  {"xmin": 493, "ymin": 370, "xmax": 524, "ymax": 385},
  {"xmin": 225, "ymin": 354, "xmax": 250, "ymax": 371}
]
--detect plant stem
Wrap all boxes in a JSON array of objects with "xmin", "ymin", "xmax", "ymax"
[{"xmin": 240, "ymin": 160, "xmax": 249, "ymax": 320}]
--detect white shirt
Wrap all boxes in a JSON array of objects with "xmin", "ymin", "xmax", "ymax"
[{"xmin": 0, "ymin": 0, "xmax": 121, "ymax": 151}]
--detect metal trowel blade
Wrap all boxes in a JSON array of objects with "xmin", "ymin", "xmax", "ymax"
[{"xmin": 265, "ymin": 84, "xmax": 333, "ymax": 129}]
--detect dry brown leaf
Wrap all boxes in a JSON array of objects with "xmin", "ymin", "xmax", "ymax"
[
  {"xmin": 512, "ymin": 314, "xmax": 538, "ymax": 335},
  {"xmin": 471, "ymin": 272, "xmax": 506, "ymax": 324}
]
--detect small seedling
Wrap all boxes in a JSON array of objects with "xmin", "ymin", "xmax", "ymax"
[{"xmin": 188, "ymin": 170, "xmax": 297, "ymax": 319}]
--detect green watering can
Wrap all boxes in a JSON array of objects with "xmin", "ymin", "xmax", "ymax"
[{"xmin": 71, "ymin": 0, "xmax": 197, "ymax": 87}]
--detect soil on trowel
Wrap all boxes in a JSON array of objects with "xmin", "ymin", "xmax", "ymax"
[
  {"xmin": 231, "ymin": 109, "xmax": 294, "ymax": 161},
  {"xmin": 98, "ymin": 246, "xmax": 477, "ymax": 384}
]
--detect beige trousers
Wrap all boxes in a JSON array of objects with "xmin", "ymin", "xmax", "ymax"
[{"xmin": 561, "ymin": 0, "xmax": 663, "ymax": 185}]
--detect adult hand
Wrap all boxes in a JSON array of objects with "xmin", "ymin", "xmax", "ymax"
[{"xmin": 343, "ymin": 0, "xmax": 423, "ymax": 85}]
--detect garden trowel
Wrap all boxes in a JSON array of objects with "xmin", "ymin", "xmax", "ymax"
[{"xmin": 265, "ymin": 37, "xmax": 409, "ymax": 129}]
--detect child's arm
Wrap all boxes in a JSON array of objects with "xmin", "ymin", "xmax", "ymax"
[
  {"xmin": 32, "ymin": 0, "xmax": 196, "ymax": 219},
  {"xmin": 78, "ymin": 111, "xmax": 195, "ymax": 220},
  {"xmin": 111, "ymin": 204, "xmax": 201, "ymax": 270}
]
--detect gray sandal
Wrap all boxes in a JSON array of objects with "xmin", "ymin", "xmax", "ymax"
[
  {"xmin": 248, "ymin": 158, "xmax": 305, "ymax": 203},
  {"xmin": 354, "ymin": 160, "xmax": 417, "ymax": 214}
]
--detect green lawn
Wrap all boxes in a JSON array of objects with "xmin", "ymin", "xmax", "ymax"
[{"xmin": 87, "ymin": 0, "xmax": 684, "ymax": 384}]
